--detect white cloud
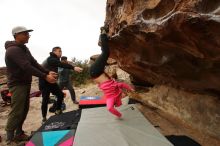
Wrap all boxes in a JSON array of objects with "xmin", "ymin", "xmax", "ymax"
[{"xmin": 0, "ymin": 0, "xmax": 106, "ymax": 66}]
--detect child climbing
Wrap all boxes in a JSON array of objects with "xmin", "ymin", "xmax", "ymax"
[{"xmin": 89, "ymin": 26, "xmax": 134, "ymax": 118}]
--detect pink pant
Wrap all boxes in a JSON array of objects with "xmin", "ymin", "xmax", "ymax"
[{"xmin": 106, "ymin": 96, "xmax": 122, "ymax": 117}]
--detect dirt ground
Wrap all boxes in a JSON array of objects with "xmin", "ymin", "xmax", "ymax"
[{"xmin": 0, "ymin": 83, "xmax": 219, "ymax": 146}]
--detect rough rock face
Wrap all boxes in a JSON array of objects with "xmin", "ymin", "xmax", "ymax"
[
  {"xmin": 130, "ymin": 85, "xmax": 220, "ymax": 142},
  {"xmin": 104, "ymin": 0, "xmax": 220, "ymax": 142},
  {"xmin": 105, "ymin": 0, "xmax": 220, "ymax": 93}
]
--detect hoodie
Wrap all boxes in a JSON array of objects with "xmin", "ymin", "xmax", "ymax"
[
  {"xmin": 98, "ymin": 79, "xmax": 133, "ymax": 100},
  {"xmin": 5, "ymin": 41, "xmax": 49, "ymax": 87}
]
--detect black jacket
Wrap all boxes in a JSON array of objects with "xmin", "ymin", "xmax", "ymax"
[
  {"xmin": 42, "ymin": 52, "xmax": 74, "ymax": 73},
  {"xmin": 5, "ymin": 41, "xmax": 49, "ymax": 87}
]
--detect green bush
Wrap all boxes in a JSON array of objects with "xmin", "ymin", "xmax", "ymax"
[{"xmin": 70, "ymin": 57, "xmax": 90, "ymax": 86}]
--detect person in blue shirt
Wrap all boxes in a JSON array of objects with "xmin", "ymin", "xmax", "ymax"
[{"xmin": 58, "ymin": 56, "xmax": 81, "ymax": 104}]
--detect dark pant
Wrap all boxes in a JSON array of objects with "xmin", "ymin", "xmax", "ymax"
[
  {"xmin": 39, "ymin": 79, "xmax": 64, "ymax": 118},
  {"xmin": 89, "ymin": 34, "xmax": 109, "ymax": 78},
  {"xmin": 59, "ymin": 81, "xmax": 76, "ymax": 102},
  {"xmin": 5, "ymin": 85, "xmax": 31, "ymax": 140}
]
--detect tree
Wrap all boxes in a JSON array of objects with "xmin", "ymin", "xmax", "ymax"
[{"xmin": 70, "ymin": 57, "xmax": 90, "ymax": 86}]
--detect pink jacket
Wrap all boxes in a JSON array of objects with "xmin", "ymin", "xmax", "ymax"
[{"xmin": 98, "ymin": 79, "xmax": 133, "ymax": 99}]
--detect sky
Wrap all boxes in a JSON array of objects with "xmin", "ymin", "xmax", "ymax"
[{"xmin": 0, "ymin": 0, "xmax": 106, "ymax": 67}]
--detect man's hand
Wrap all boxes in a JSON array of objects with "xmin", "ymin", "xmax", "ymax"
[
  {"xmin": 130, "ymin": 86, "xmax": 135, "ymax": 92},
  {"xmin": 74, "ymin": 66, "xmax": 83, "ymax": 73},
  {"xmin": 45, "ymin": 74, "xmax": 57, "ymax": 83},
  {"xmin": 49, "ymin": 71, "xmax": 58, "ymax": 79},
  {"xmin": 100, "ymin": 26, "xmax": 109, "ymax": 34},
  {"xmin": 121, "ymin": 92, "xmax": 127, "ymax": 98}
]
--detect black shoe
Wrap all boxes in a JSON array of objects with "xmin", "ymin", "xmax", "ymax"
[
  {"xmin": 6, "ymin": 130, "xmax": 14, "ymax": 143},
  {"xmin": 61, "ymin": 102, "xmax": 66, "ymax": 111},
  {"xmin": 6, "ymin": 139, "xmax": 15, "ymax": 145},
  {"xmin": 15, "ymin": 128, "xmax": 25, "ymax": 136},
  {"xmin": 14, "ymin": 133, "xmax": 30, "ymax": 142},
  {"xmin": 49, "ymin": 104, "xmax": 56, "ymax": 113},
  {"xmin": 73, "ymin": 101, "xmax": 79, "ymax": 104},
  {"xmin": 42, "ymin": 117, "xmax": 47, "ymax": 125},
  {"xmin": 55, "ymin": 110, "xmax": 62, "ymax": 115},
  {"xmin": 48, "ymin": 98, "xmax": 56, "ymax": 104}
]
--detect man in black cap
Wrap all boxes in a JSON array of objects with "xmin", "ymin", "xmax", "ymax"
[{"xmin": 5, "ymin": 26, "xmax": 57, "ymax": 144}]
